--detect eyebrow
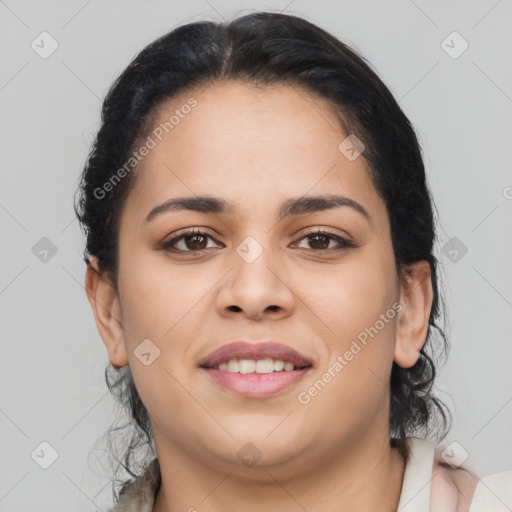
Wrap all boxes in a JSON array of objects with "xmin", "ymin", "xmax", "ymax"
[{"xmin": 144, "ymin": 194, "xmax": 373, "ymax": 227}]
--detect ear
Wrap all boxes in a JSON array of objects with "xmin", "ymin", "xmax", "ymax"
[
  {"xmin": 85, "ymin": 257, "xmax": 129, "ymax": 368},
  {"xmin": 394, "ymin": 260, "xmax": 434, "ymax": 368}
]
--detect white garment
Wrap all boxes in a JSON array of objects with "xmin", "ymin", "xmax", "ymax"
[
  {"xmin": 397, "ymin": 437, "xmax": 512, "ymax": 512},
  {"xmin": 397, "ymin": 437, "xmax": 435, "ymax": 511},
  {"xmin": 470, "ymin": 470, "xmax": 512, "ymax": 512},
  {"xmin": 108, "ymin": 437, "xmax": 512, "ymax": 511}
]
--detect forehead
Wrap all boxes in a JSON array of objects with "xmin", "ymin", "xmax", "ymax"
[{"xmin": 124, "ymin": 80, "xmax": 386, "ymax": 227}]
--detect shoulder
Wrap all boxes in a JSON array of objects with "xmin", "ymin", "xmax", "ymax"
[
  {"xmin": 430, "ymin": 446, "xmax": 480, "ymax": 512},
  {"xmin": 470, "ymin": 470, "xmax": 512, "ymax": 511},
  {"xmin": 430, "ymin": 447, "xmax": 512, "ymax": 512}
]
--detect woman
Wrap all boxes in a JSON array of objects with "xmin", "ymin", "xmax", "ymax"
[{"xmin": 74, "ymin": 11, "xmax": 511, "ymax": 511}]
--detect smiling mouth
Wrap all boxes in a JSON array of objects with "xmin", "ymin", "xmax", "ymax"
[
  {"xmin": 201, "ymin": 357, "xmax": 311, "ymax": 374},
  {"xmin": 198, "ymin": 341, "xmax": 313, "ymax": 397}
]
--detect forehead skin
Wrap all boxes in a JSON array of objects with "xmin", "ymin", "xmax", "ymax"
[{"xmin": 119, "ymin": 80, "xmax": 392, "ymax": 257}]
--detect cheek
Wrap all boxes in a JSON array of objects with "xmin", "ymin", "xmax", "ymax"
[
  {"xmin": 116, "ymin": 259, "xmax": 205, "ymax": 435},
  {"xmin": 297, "ymin": 255, "xmax": 397, "ymax": 398},
  {"xmin": 118, "ymin": 246, "xmax": 202, "ymax": 341},
  {"xmin": 300, "ymin": 256, "xmax": 396, "ymax": 343}
]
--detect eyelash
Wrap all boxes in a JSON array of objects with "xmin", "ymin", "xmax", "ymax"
[{"xmin": 160, "ymin": 228, "xmax": 357, "ymax": 254}]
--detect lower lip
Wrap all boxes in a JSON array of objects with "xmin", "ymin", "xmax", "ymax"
[{"xmin": 201, "ymin": 367, "xmax": 311, "ymax": 398}]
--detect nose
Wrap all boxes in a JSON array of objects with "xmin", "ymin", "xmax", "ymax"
[{"xmin": 215, "ymin": 242, "xmax": 296, "ymax": 322}]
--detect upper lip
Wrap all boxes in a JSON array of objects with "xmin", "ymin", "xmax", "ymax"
[{"xmin": 199, "ymin": 341, "xmax": 313, "ymax": 369}]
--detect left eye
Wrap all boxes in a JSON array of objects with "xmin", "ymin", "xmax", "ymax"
[{"xmin": 294, "ymin": 231, "xmax": 355, "ymax": 251}]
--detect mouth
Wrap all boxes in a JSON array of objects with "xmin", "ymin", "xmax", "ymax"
[
  {"xmin": 199, "ymin": 340, "xmax": 313, "ymax": 372},
  {"xmin": 198, "ymin": 341, "xmax": 313, "ymax": 398}
]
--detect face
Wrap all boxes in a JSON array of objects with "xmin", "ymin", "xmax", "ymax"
[{"xmin": 89, "ymin": 80, "xmax": 429, "ymax": 478}]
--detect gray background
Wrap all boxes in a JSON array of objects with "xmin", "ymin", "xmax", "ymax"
[{"xmin": 1, "ymin": 0, "xmax": 511, "ymax": 510}]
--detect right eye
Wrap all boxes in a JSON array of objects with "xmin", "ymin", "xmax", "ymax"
[{"xmin": 161, "ymin": 228, "xmax": 224, "ymax": 253}]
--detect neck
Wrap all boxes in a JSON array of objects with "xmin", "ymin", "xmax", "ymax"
[{"xmin": 153, "ymin": 431, "xmax": 406, "ymax": 512}]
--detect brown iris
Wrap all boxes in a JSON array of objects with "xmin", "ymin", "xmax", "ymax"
[
  {"xmin": 308, "ymin": 234, "xmax": 330, "ymax": 250},
  {"xmin": 184, "ymin": 234, "xmax": 208, "ymax": 250}
]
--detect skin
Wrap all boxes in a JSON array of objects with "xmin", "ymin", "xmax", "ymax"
[
  {"xmin": 431, "ymin": 448, "xmax": 480, "ymax": 511},
  {"xmin": 85, "ymin": 81, "xmax": 478, "ymax": 511}
]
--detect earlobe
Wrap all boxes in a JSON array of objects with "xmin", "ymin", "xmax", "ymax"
[
  {"xmin": 393, "ymin": 260, "xmax": 433, "ymax": 369},
  {"xmin": 85, "ymin": 257, "xmax": 129, "ymax": 368}
]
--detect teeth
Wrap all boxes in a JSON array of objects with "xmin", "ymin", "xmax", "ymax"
[
  {"xmin": 274, "ymin": 359, "xmax": 284, "ymax": 371},
  {"xmin": 239, "ymin": 359, "xmax": 256, "ymax": 374},
  {"xmin": 284, "ymin": 362, "xmax": 294, "ymax": 371},
  {"xmin": 255, "ymin": 358, "xmax": 274, "ymax": 373},
  {"xmin": 214, "ymin": 358, "xmax": 298, "ymax": 373},
  {"xmin": 227, "ymin": 359, "xmax": 239, "ymax": 372}
]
